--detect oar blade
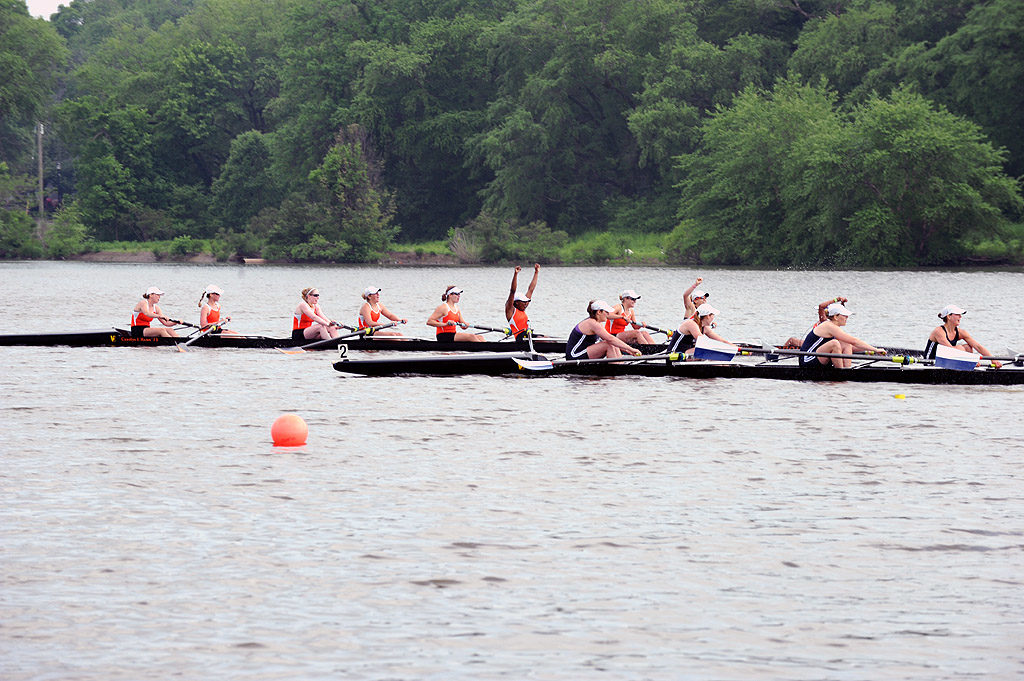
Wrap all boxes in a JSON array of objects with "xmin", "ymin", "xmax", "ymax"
[
  {"xmin": 693, "ymin": 336, "xmax": 737, "ymax": 362},
  {"xmin": 513, "ymin": 357, "xmax": 554, "ymax": 371}
]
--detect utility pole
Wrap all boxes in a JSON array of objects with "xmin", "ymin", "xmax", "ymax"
[{"xmin": 37, "ymin": 122, "xmax": 45, "ymax": 241}]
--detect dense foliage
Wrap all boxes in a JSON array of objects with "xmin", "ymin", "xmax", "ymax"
[{"xmin": 1, "ymin": 0, "xmax": 1021, "ymax": 265}]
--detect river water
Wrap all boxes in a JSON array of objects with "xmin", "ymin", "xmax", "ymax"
[{"xmin": 1, "ymin": 261, "xmax": 1022, "ymax": 680}]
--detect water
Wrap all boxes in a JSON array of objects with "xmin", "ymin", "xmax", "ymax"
[{"xmin": 1, "ymin": 262, "xmax": 1023, "ymax": 680}]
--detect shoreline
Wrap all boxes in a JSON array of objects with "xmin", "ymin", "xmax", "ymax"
[{"xmin": 67, "ymin": 250, "xmax": 461, "ymax": 265}]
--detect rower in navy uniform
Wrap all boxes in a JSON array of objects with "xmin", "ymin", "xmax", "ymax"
[
  {"xmin": 925, "ymin": 305, "xmax": 1001, "ymax": 369},
  {"xmin": 565, "ymin": 300, "xmax": 643, "ymax": 360},
  {"xmin": 667, "ymin": 303, "xmax": 734, "ymax": 355},
  {"xmin": 799, "ymin": 302, "xmax": 884, "ymax": 368}
]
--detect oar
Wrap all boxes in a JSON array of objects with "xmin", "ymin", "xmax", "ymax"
[
  {"xmin": 276, "ymin": 326, "xmax": 371, "ymax": 355},
  {"xmin": 175, "ymin": 324, "xmax": 219, "ymax": 352},
  {"xmin": 514, "ymin": 351, "xmax": 680, "ymax": 371},
  {"xmin": 636, "ymin": 322, "xmax": 673, "ymax": 336},
  {"xmin": 738, "ymin": 347, "xmax": 916, "ymax": 365},
  {"xmin": 470, "ymin": 324, "xmax": 513, "ymax": 335},
  {"xmin": 167, "ymin": 318, "xmax": 200, "ymax": 331}
]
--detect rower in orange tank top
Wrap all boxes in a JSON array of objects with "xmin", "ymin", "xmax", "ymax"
[
  {"xmin": 131, "ymin": 286, "xmax": 180, "ymax": 338},
  {"xmin": 428, "ymin": 286, "xmax": 484, "ymax": 342},
  {"xmin": 357, "ymin": 287, "xmax": 406, "ymax": 336},
  {"xmin": 292, "ymin": 287, "xmax": 342, "ymax": 342},
  {"xmin": 504, "ymin": 264, "xmax": 540, "ymax": 340},
  {"xmin": 607, "ymin": 289, "xmax": 655, "ymax": 345},
  {"xmin": 198, "ymin": 284, "xmax": 237, "ymax": 334}
]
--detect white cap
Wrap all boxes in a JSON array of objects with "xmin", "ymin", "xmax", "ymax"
[
  {"xmin": 589, "ymin": 299, "xmax": 614, "ymax": 313},
  {"xmin": 204, "ymin": 284, "xmax": 223, "ymax": 296},
  {"xmin": 696, "ymin": 303, "xmax": 719, "ymax": 317},
  {"xmin": 620, "ymin": 289, "xmax": 640, "ymax": 300},
  {"xmin": 690, "ymin": 289, "xmax": 709, "ymax": 300},
  {"xmin": 445, "ymin": 286, "xmax": 464, "ymax": 297},
  {"xmin": 362, "ymin": 286, "xmax": 381, "ymax": 299},
  {"xmin": 145, "ymin": 286, "xmax": 164, "ymax": 296},
  {"xmin": 938, "ymin": 304, "xmax": 966, "ymax": 318},
  {"xmin": 826, "ymin": 302, "xmax": 853, "ymax": 317},
  {"xmin": 513, "ymin": 292, "xmax": 531, "ymax": 303}
]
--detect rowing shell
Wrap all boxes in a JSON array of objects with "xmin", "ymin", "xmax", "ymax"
[
  {"xmin": 0, "ymin": 328, "xmax": 925, "ymax": 357},
  {"xmin": 0, "ymin": 328, "xmax": 576, "ymax": 353},
  {"xmin": 333, "ymin": 352, "xmax": 1024, "ymax": 385}
]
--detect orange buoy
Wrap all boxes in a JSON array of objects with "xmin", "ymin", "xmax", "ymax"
[{"xmin": 271, "ymin": 413, "xmax": 308, "ymax": 446}]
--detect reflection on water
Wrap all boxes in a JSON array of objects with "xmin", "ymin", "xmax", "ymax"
[{"xmin": 1, "ymin": 263, "xmax": 1023, "ymax": 680}]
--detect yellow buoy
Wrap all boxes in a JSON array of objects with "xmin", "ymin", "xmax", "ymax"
[{"xmin": 894, "ymin": 394, "xmax": 906, "ymax": 400}]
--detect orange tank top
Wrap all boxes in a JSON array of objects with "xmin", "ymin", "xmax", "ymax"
[
  {"xmin": 293, "ymin": 304, "xmax": 319, "ymax": 330},
  {"xmin": 205, "ymin": 306, "xmax": 220, "ymax": 325},
  {"xmin": 606, "ymin": 308, "xmax": 631, "ymax": 334},
  {"xmin": 509, "ymin": 308, "xmax": 529, "ymax": 337},
  {"xmin": 358, "ymin": 304, "xmax": 381, "ymax": 329},
  {"xmin": 436, "ymin": 304, "xmax": 460, "ymax": 336},
  {"xmin": 132, "ymin": 308, "xmax": 154, "ymax": 327}
]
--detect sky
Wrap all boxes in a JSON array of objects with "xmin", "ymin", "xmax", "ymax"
[{"xmin": 26, "ymin": 0, "xmax": 64, "ymax": 19}]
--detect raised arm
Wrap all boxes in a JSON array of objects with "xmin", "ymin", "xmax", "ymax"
[
  {"xmin": 682, "ymin": 277, "xmax": 703, "ymax": 317},
  {"xmin": 525, "ymin": 263, "xmax": 540, "ymax": 299},
  {"xmin": 817, "ymin": 296, "xmax": 848, "ymax": 322},
  {"xmin": 505, "ymin": 266, "xmax": 521, "ymax": 320}
]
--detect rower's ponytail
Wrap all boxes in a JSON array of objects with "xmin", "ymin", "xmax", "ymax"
[
  {"xmin": 442, "ymin": 286, "xmax": 455, "ymax": 301},
  {"xmin": 197, "ymin": 290, "xmax": 206, "ymax": 308}
]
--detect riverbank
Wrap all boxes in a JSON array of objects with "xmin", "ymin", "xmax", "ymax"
[{"xmin": 68, "ymin": 250, "xmax": 459, "ymax": 265}]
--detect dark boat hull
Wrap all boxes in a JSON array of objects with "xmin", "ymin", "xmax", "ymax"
[
  {"xmin": 0, "ymin": 328, "xmax": 589, "ymax": 353},
  {"xmin": 0, "ymin": 329, "xmax": 925, "ymax": 358},
  {"xmin": 333, "ymin": 354, "xmax": 1024, "ymax": 385}
]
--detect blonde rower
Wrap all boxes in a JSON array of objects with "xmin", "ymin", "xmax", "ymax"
[
  {"xmin": 293, "ymin": 287, "xmax": 342, "ymax": 341},
  {"xmin": 607, "ymin": 289, "xmax": 655, "ymax": 345},
  {"xmin": 131, "ymin": 286, "xmax": 180, "ymax": 338}
]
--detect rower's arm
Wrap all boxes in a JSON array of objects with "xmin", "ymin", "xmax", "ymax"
[
  {"xmin": 703, "ymin": 328, "xmax": 734, "ymax": 346},
  {"xmin": 380, "ymin": 305, "xmax": 406, "ymax": 324},
  {"xmin": 525, "ymin": 264, "xmax": 539, "ymax": 299},
  {"xmin": 505, "ymin": 267, "xmax": 520, "ymax": 320},
  {"xmin": 833, "ymin": 328, "xmax": 881, "ymax": 353}
]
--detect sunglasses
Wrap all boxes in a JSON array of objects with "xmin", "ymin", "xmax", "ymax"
[{"xmin": 309, "ymin": 293, "xmax": 320, "ymax": 297}]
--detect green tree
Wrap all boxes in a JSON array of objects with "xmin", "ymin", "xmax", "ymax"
[
  {"xmin": 675, "ymin": 80, "xmax": 1022, "ymax": 266},
  {"xmin": 676, "ymin": 78, "xmax": 844, "ymax": 265},
  {"xmin": 897, "ymin": 0, "xmax": 1024, "ymax": 177},
  {"xmin": 305, "ymin": 124, "xmax": 398, "ymax": 261},
  {"xmin": 0, "ymin": 0, "xmax": 68, "ymax": 168},
  {"xmin": 211, "ymin": 130, "xmax": 281, "ymax": 230},
  {"xmin": 838, "ymin": 88, "xmax": 1022, "ymax": 265}
]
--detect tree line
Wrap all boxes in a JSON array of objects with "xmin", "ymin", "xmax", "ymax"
[{"xmin": 1, "ymin": 0, "xmax": 1022, "ymax": 266}]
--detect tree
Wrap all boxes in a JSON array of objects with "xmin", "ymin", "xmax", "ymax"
[
  {"xmin": 306, "ymin": 124, "xmax": 398, "ymax": 261},
  {"xmin": 211, "ymin": 130, "xmax": 281, "ymax": 230},
  {"xmin": 675, "ymin": 80, "xmax": 1021, "ymax": 266},
  {"xmin": 897, "ymin": 0, "xmax": 1024, "ymax": 177},
  {"xmin": 838, "ymin": 88, "xmax": 1022, "ymax": 265},
  {"xmin": 0, "ymin": 0, "xmax": 68, "ymax": 168}
]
